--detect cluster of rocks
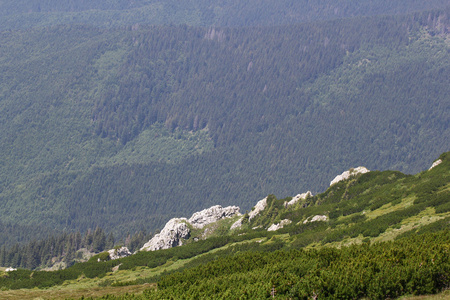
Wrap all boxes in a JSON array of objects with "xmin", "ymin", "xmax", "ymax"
[
  {"xmin": 140, "ymin": 205, "xmax": 241, "ymax": 252},
  {"xmin": 140, "ymin": 218, "xmax": 191, "ymax": 251},
  {"xmin": 137, "ymin": 166, "xmax": 372, "ymax": 253},
  {"xmin": 188, "ymin": 205, "xmax": 240, "ymax": 229},
  {"xmin": 108, "ymin": 247, "xmax": 132, "ymax": 260}
]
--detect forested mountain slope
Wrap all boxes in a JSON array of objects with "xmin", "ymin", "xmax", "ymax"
[
  {"xmin": 0, "ymin": 0, "xmax": 449, "ymax": 29},
  {"xmin": 0, "ymin": 7, "xmax": 448, "ymax": 245}
]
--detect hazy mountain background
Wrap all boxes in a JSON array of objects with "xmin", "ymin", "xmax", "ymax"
[
  {"xmin": 1, "ymin": 0, "xmax": 449, "ymax": 29},
  {"xmin": 0, "ymin": 1, "xmax": 448, "ymax": 246}
]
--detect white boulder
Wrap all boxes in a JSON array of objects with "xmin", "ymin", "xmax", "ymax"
[
  {"xmin": 230, "ymin": 217, "xmax": 243, "ymax": 230},
  {"xmin": 140, "ymin": 218, "xmax": 190, "ymax": 251},
  {"xmin": 330, "ymin": 167, "xmax": 369, "ymax": 186},
  {"xmin": 5, "ymin": 267, "xmax": 17, "ymax": 272},
  {"xmin": 108, "ymin": 247, "xmax": 131, "ymax": 260},
  {"xmin": 303, "ymin": 215, "xmax": 328, "ymax": 224},
  {"xmin": 287, "ymin": 191, "xmax": 313, "ymax": 206},
  {"xmin": 429, "ymin": 159, "xmax": 442, "ymax": 170},
  {"xmin": 249, "ymin": 197, "xmax": 267, "ymax": 221},
  {"xmin": 267, "ymin": 219, "xmax": 292, "ymax": 231},
  {"xmin": 188, "ymin": 205, "xmax": 241, "ymax": 229}
]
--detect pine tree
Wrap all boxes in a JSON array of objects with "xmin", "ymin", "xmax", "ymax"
[
  {"xmin": 83, "ymin": 229, "xmax": 94, "ymax": 250},
  {"xmin": 106, "ymin": 232, "xmax": 115, "ymax": 250},
  {"xmin": 74, "ymin": 231, "xmax": 82, "ymax": 250},
  {"xmin": 92, "ymin": 227, "xmax": 106, "ymax": 252},
  {"xmin": 128, "ymin": 230, "xmax": 146, "ymax": 252},
  {"xmin": 0, "ymin": 245, "xmax": 6, "ymax": 266}
]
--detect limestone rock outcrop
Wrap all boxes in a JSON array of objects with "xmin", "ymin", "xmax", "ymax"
[
  {"xmin": 140, "ymin": 218, "xmax": 190, "ymax": 251},
  {"xmin": 267, "ymin": 219, "xmax": 292, "ymax": 231},
  {"xmin": 140, "ymin": 205, "xmax": 242, "ymax": 252},
  {"xmin": 286, "ymin": 191, "xmax": 313, "ymax": 206},
  {"xmin": 303, "ymin": 215, "xmax": 328, "ymax": 224},
  {"xmin": 189, "ymin": 205, "xmax": 241, "ymax": 229},
  {"xmin": 249, "ymin": 197, "xmax": 267, "ymax": 221},
  {"xmin": 230, "ymin": 217, "xmax": 243, "ymax": 230},
  {"xmin": 429, "ymin": 159, "xmax": 442, "ymax": 170},
  {"xmin": 108, "ymin": 247, "xmax": 131, "ymax": 260},
  {"xmin": 330, "ymin": 167, "xmax": 369, "ymax": 186}
]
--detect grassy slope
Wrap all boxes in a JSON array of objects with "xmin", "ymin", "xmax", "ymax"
[{"xmin": 0, "ymin": 152, "xmax": 448, "ymax": 299}]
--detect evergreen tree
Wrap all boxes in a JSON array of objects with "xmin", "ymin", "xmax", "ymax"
[
  {"xmin": 106, "ymin": 232, "xmax": 115, "ymax": 250},
  {"xmin": 92, "ymin": 227, "xmax": 106, "ymax": 252},
  {"xmin": 128, "ymin": 231, "xmax": 146, "ymax": 252},
  {"xmin": 0, "ymin": 245, "xmax": 6, "ymax": 266},
  {"xmin": 83, "ymin": 229, "xmax": 94, "ymax": 250},
  {"xmin": 74, "ymin": 231, "xmax": 82, "ymax": 250}
]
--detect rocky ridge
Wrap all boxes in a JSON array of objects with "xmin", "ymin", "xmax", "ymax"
[
  {"xmin": 140, "ymin": 218, "xmax": 191, "ymax": 251},
  {"xmin": 286, "ymin": 191, "xmax": 313, "ymax": 207},
  {"xmin": 330, "ymin": 167, "xmax": 370, "ymax": 186},
  {"xmin": 140, "ymin": 205, "xmax": 241, "ymax": 251},
  {"xmin": 188, "ymin": 205, "xmax": 241, "ymax": 229},
  {"xmin": 248, "ymin": 197, "xmax": 268, "ymax": 221},
  {"xmin": 139, "ymin": 166, "xmax": 371, "ymax": 252}
]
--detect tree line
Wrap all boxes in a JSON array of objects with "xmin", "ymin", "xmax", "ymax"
[{"xmin": 0, "ymin": 227, "xmax": 150, "ymax": 270}]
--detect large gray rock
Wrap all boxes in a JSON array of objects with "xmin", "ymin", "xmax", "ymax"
[
  {"xmin": 248, "ymin": 197, "xmax": 267, "ymax": 221},
  {"xmin": 303, "ymin": 215, "xmax": 328, "ymax": 224},
  {"xmin": 140, "ymin": 218, "xmax": 190, "ymax": 251},
  {"xmin": 108, "ymin": 247, "xmax": 131, "ymax": 260},
  {"xmin": 267, "ymin": 219, "xmax": 292, "ymax": 231},
  {"xmin": 286, "ymin": 191, "xmax": 313, "ymax": 206},
  {"xmin": 140, "ymin": 205, "xmax": 241, "ymax": 252},
  {"xmin": 330, "ymin": 167, "xmax": 369, "ymax": 186},
  {"xmin": 188, "ymin": 205, "xmax": 241, "ymax": 229},
  {"xmin": 429, "ymin": 159, "xmax": 442, "ymax": 170},
  {"xmin": 230, "ymin": 217, "xmax": 243, "ymax": 230}
]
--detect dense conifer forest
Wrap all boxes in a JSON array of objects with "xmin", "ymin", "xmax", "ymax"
[
  {"xmin": 1, "ymin": 0, "xmax": 449, "ymax": 29},
  {"xmin": 0, "ymin": 227, "xmax": 152, "ymax": 270},
  {"xmin": 1, "ymin": 6, "xmax": 449, "ymax": 245}
]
